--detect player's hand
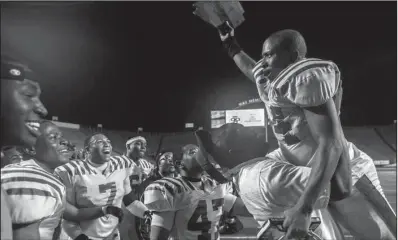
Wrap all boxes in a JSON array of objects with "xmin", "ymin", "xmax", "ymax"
[
  {"xmin": 283, "ymin": 206, "xmax": 311, "ymax": 239},
  {"xmin": 74, "ymin": 234, "xmax": 92, "ymax": 240},
  {"xmin": 218, "ymin": 21, "xmax": 235, "ymax": 42},
  {"xmin": 104, "ymin": 206, "xmax": 124, "ymax": 223}
]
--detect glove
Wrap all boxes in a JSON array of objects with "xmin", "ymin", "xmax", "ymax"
[
  {"xmin": 219, "ymin": 216, "xmax": 244, "ymax": 235},
  {"xmin": 74, "ymin": 234, "xmax": 91, "ymax": 240},
  {"xmin": 103, "ymin": 206, "xmax": 124, "ymax": 223},
  {"xmin": 217, "ymin": 21, "xmax": 242, "ymax": 58}
]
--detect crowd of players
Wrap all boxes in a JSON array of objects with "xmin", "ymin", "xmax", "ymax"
[{"xmin": 1, "ymin": 20, "xmax": 397, "ymax": 240}]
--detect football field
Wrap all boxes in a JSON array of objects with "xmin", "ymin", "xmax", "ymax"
[{"xmin": 221, "ymin": 167, "xmax": 397, "ymax": 239}]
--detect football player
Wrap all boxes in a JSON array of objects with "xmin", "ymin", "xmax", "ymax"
[
  {"xmin": 133, "ymin": 150, "xmax": 179, "ymax": 240},
  {"xmin": 1, "ymin": 56, "xmax": 48, "ymax": 166},
  {"xmin": 55, "ymin": 133, "xmax": 151, "ymax": 240},
  {"xmin": 121, "ymin": 136, "xmax": 155, "ymax": 182},
  {"xmin": 144, "ymin": 144, "xmax": 252, "ymax": 240},
  {"xmin": 1, "ymin": 121, "xmax": 71, "ymax": 240},
  {"xmin": 212, "ymin": 24, "xmax": 396, "ymax": 239}
]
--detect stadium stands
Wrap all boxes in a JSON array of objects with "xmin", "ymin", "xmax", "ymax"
[{"xmin": 57, "ymin": 121, "xmax": 396, "ymax": 166}]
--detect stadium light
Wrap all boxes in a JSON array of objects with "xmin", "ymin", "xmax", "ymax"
[
  {"xmin": 185, "ymin": 123, "xmax": 194, "ymax": 128},
  {"xmin": 97, "ymin": 124, "xmax": 103, "ymax": 128},
  {"xmin": 52, "ymin": 116, "xmax": 58, "ymax": 121}
]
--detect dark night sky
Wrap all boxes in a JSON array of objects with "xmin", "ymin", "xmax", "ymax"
[{"xmin": 1, "ymin": 2, "xmax": 397, "ymax": 132}]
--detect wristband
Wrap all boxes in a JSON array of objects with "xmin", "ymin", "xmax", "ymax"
[
  {"xmin": 222, "ymin": 36, "xmax": 242, "ymax": 59},
  {"xmin": 126, "ymin": 200, "xmax": 148, "ymax": 218}
]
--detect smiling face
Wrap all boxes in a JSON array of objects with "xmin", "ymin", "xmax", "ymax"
[
  {"xmin": 1, "ymin": 79, "xmax": 48, "ymax": 148},
  {"xmin": 86, "ymin": 134, "xmax": 112, "ymax": 164},
  {"xmin": 34, "ymin": 122, "xmax": 70, "ymax": 169}
]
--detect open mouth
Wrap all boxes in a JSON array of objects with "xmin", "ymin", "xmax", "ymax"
[
  {"xmin": 58, "ymin": 149, "xmax": 70, "ymax": 154},
  {"xmin": 103, "ymin": 149, "xmax": 111, "ymax": 154},
  {"xmin": 25, "ymin": 121, "xmax": 41, "ymax": 136}
]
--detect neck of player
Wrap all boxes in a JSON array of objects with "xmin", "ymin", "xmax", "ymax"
[
  {"xmin": 180, "ymin": 169, "xmax": 202, "ymax": 181},
  {"xmin": 34, "ymin": 159, "xmax": 55, "ymax": 173},
  {"xmin": 89, "ymin": 156, "xmax": 108, "ymax": 168}
]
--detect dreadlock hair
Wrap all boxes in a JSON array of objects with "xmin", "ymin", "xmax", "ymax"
[{"xmin": 83, "ymin": 132, "xmax": 105, "ymax": 156}]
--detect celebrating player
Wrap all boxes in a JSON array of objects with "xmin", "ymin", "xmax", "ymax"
[
  {"xmin": 1, "ymin": 121, "xmax": 71, "ymax": 240},
  {"xmin": 1, "ymin": 56, "xmax": 48, "ymax": 166},
  {"xmin": 55, "ymin": 133, "xmax": 151, "ymax": 240},
  {"xmin": 144, "ymin": 144, "xmax": 251, "ymax": 240},
  {"xmin": 132, "ymin": 149, "xmax": 179, "ymax": 240},
  {"xmin": 122, "ymin": 136, "xmax": 155, "ymax": 181},
  {"xmin": 214, "ymin": 26, "xmax": 396, "ymax": 239}
]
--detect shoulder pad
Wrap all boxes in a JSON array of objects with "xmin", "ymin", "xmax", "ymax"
[
  {"xmin": 143, "ymin": 180, "xmax": 175, "ymax": 212},
  {"xmin": 275, "ymin": 59, "xmax": 341, "ymax": 107}
]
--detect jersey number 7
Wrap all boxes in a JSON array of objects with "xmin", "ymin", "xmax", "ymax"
[
  {"xmin": 99, "ymin": 182, "xmax": 117, "ymax": 205},
  {"xmin": 188, "ymin": 198, "xmax": 224, "ymax": 240}
]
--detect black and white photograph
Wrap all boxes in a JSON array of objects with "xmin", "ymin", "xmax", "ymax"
[{"xmin": 0, "ymin": 1, "xmax": 396, "ymax": 240}]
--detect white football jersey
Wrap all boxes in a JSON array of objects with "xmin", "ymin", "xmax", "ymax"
[
  {"xmin": 144, "ymin": 176, "xmax": 236, "ymax": 240},
  {"xmin": 54, "ymin": 157, "xmax": 133, "ymax": 239}
]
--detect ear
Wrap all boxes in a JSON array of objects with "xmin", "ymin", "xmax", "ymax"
[{"xmin": 290, "ymin": 50, "xmax": 300, "ymax": 62}]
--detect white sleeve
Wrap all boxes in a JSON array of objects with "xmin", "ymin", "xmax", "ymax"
[
  {"xmin": 151, "ymin": 211, "xmax": 176, "ymax": 231},
  {"xmin": 223, "ymin": 193, "xmax": 237, "ymax": 213}
]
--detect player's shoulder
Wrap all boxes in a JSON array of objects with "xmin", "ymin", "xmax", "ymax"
[
  {"xmin": 144, "ymin": 176, "xmax": 196, "ymax": 212},
  {"xmin": 54, "ymin": 159, "xmax": 95, "ymax": 178},
  {"xmin": 1, "ymin": 159, "xmax": 65, "ymax": 198},
  {"xmin": 275, "ymin": 58, "xmax": 341, "ymax": 107},
  {"xmin": 151, "ymin": 176, "xmax": 195, "ymax": 196},
  {"xmin": 110, "ymin": 155, "xmax": 137, "ymax": 171},
  {"xmin": 112, "ymin": 155, "xmax": 136, "ymax": 168}
]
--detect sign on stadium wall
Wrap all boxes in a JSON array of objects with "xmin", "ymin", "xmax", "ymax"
[
  {"xmin": 237, "ymin": 97, "xmax": 262, "ymax": 107},
  {"xmin": 211, "ymin": 109, "xmax": 265, "ymax": 128}
]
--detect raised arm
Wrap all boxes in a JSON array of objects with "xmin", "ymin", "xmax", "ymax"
[{"xmin": 219, "ymin": 22, "xmax": 258, "ymax": 83}]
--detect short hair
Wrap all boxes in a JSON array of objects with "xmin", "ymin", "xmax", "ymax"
[{"xmin": 269, "ymin": 29, "xmax": 307, "ymax": 58}]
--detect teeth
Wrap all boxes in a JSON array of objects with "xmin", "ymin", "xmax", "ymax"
[
  {"xmin": 26, "ymin": 123, "xmax": 39, "ymax": 132},
  {"xmin": 26, "ymin": 122, "xmax": 41, "ymax": 132},
  {"xmin": 26, "ymin": 122, "xmax": 40, "ymax": 128}
]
